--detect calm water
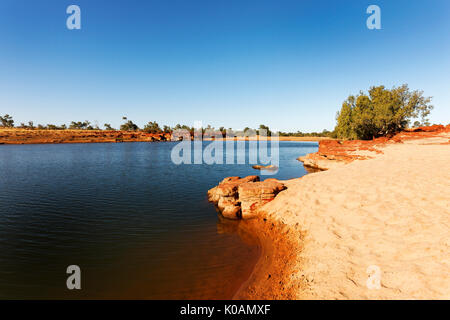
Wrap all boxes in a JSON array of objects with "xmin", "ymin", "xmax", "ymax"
[{"xmin": 0, "ymin": 141, "xmax": 317, "ymax": 299}]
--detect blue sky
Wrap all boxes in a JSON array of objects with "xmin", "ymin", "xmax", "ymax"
[{"xmin": 0, "ymin": 0, "xmax": 449, "ymax": 131}]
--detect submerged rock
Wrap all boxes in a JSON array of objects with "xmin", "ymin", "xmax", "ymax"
[
  {"xmin": 252, "ymin": 164, "xmax": 278, "ymax": 171},
  {"xmin": 208, "ymin": 175, "xmax": 286, "ymax": 219}
]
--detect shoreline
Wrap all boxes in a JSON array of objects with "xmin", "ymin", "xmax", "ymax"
[
  {"xmin": 0, "ymin": 129, "xmax": 170, "ymax": 144},
  {"xmin": 232, "ymin": 216, "xmax": 303, "ymax": 299},
  {"xmin": 232, "ymin": 125, "xmax": 450, "ymax": 299},
  {"xmin": 0, "ymin": 128, "xmax": 329, "ymax": 145}
]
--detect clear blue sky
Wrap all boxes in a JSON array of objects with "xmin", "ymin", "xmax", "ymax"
[{"xmin": 0, "ymin": 0, "xmax": 449, "ymax": 132}]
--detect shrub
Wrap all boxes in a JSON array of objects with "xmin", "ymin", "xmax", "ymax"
[
  {"xmin": 143, "ymin": 121, "xmax": 161, "ymax": 133},
  {"xmin": 335, "ymin": 85, "xmax": 433, "ymax": 140},
  {"xmin": 0, "ymin": 114, "xmax": 14, "ymax": 127}
]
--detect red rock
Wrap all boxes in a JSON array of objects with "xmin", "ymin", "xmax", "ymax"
[
  {"xmin": 208, "ymin": 175, "xmax": 285, "ymax": 219},
  {"xmin": 298, "ymin": 125, "xmax": 450, "ymax": 170},
  {"xmin": 0, "ymin": 129, "xmax": 172, "ymax": 145}
]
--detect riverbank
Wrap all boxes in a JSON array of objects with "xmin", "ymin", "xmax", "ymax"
[
  {"xmin": 0, "ymin": 128, "xmax": 329, "ymax": 144},
  {"xmin": 204, "ymin": 136, "xmax": 331, "ymax": 142},
  {"xmin": 234, "ymin": 125, "xmax": 450, "ymax": 299},
  {"xmin": 0, "ymin": 128, "xmax": 170, "ymax": 144}
]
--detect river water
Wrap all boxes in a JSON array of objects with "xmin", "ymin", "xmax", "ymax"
[{"xmin": 0, "ymin": 141, "xmax": 317, "ymax": 299}]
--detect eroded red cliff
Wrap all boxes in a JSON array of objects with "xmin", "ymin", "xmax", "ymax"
[{"xmin": 298, "ymin": 125, "xmax": 450, "ymax": 171}]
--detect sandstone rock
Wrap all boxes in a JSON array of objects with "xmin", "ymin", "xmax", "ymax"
[
  {"xmin": 298, "ymin": 139, "xmax": 379, "ymax": 171},
  {"xmin": 0, "ymin": 129, "xmax": 172, "ymax": 145},
  {"xmin": 208, "ymin": 175, "xmax": 286, "ymax": 219},
  {"xmin": 252, "ymin": 164, "xmax": 278, "ymax": 170},
  {"xmin": 297, "ymin": 125, "xmax": 450, "ymax": 171},
  {"xmin": 238, "ymin": 180, "xmax": 286, "ymax": 219}
]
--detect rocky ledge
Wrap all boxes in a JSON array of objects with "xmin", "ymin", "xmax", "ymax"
[
  {"xmin": 0, "ymin": 129, "xmax": 171, "ymax": 144},
  {"xmin": 208, "ymin": 175, "xmax": 286, "ymax": 219},
  {"xmin": 297, "ymin": 139, "xmax": 380, "ymax": 171},
  {"xmin": 298, "ymin": 124, "xmax": 450, "ymax": 171}
]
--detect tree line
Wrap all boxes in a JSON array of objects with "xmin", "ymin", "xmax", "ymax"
[
  {"xmin": 0, "ymin": 115, "xmax": 330, "ymax": 137},
  {"xmin": 0, "ymin": 84, "xmax": 440, "ymax": 140}
]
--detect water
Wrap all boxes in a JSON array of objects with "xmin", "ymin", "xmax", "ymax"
[{"xmin": 0, "ymin": 141, "xmax": 318, "ymax": 299}]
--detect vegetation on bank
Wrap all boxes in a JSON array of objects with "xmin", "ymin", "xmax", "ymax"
[
  {"xmin": 334, "ymin": 85, "xmax": 433, "ymax": 140},
  {"xmin": 0, "ymin": 84, "xmax": 442, "ymax": 141},
  {"xmin": 0, "ymin": 115, "xmax": 332, "ymax": 138}
]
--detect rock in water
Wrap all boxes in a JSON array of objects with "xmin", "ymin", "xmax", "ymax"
[
  {"xmin": 252, "ymin": 164, "xmax": 278, "ymax": 170},
  {"xmin": 207, "ymin": 175, "xmax": 286, "ymax": 219}
]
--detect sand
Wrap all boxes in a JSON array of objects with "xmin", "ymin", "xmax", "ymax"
[{"xmin": 243, "ymin": 132, "xmax": 450, "ymax": 299}]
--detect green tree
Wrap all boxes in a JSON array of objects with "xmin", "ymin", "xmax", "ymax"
[
  {"xmin": 0, "ymin": 114, "xmax": 14, "ymax": 127},
  {"xmin": 334, "ymin": 85, "xmax": 433, "ymax": 140},
  {"xmin": 104, "ymin": 123, "xmax": 115, "ymax": 130},
  {"xmin": 335, "ymin": 98, "xmax": 358, "ymax": 139},
  {"xmin": 258, "ymin": 124, "xmax": 271, "ymax": 136},
  {"xmin": 69, "ymin": 121, "xmax": 91, "ymax": 130},
  {"xmin": 163, "ymin": 125, "xmax": 172, "ymax": 133},
  {"xmin": 120, "ymin": 120, "xmax": 139, "ymax": 131},
  {"xmin": 47, "ymin": 124, "xmax": 59, "ymax": 130},
  {"xmin": 143, "ymin": 121, "xmax": 162, "ymax": 133}
]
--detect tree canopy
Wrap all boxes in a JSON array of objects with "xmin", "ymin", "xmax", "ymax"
[
  {"xmin": 334, "ymin": 85, "xmax": 433, "ymax": 140},
  {"xmin": 0, "ymin": 114, "xmax": 14, "ymax": 127},
  {"xmin": 143, "ymin": 121, "xmax": 161, "ymax": 133}
]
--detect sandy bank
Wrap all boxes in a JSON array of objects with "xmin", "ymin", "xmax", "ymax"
[
  {"xmin": 239, "ymin": 128, "xmax": 450, "ymax": 299},
  {"xmin": 0, "ymin": 129, "xmax": 328, "ymax": 144}
]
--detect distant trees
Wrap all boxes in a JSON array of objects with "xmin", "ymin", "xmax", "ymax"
[
  {"xmin": 69, "ymin": 121, "xmax": 93, "ymax": 130},
  {"xmin": 278, "ymin": 129, "xmax": 333, "ymax": 137},
  {"xmin": 47, "ymin": 124, "xmax": 60, "ymax": 130},
  {"xmin": 120, "ymin": 117, "xmax": 139, "ymax": 131},
  {"xmin": 334, "ymin": 85, "xmax": 433, "ymax": 140},
  {"xmin": 143, "ymin": 121, "xmax": 161, "ymax": 133},
  {"xmin": 104, "ymin": 123, "xmax": 115, "ymax": 130},
  {"xmin": 218, "ymin": 127, "xmax": 226, "ymax": 137},
  {"xmin": 257, "ymin": 124, "xmax": 271, "ymax": 136},
  {"xmin": 0, "ymin": 114, "xmax": 14, "ymax": 127}
]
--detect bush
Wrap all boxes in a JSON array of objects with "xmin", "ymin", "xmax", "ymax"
[
  {"xmin": 334, "ymin": 85, "xmax": 433, "ymax": 140},
  {"xmin": 0, "ymin": 114, "xmax": 14, "ymax": 127},
  {"xmin": 143, "ymin": 121, "xmax": 161, "ymax": 133},
  {"xmin": 120, "ymin": 120, "xmax": 139, "ymax": 131}
]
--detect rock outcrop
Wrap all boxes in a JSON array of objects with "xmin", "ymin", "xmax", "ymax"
[
  {"xmin": 0, "ymin": 129, "xmax": 171, "ymax": 144},
  {"xmin": 298, "ymin": 139, "xmax": 384, "ymax": 171},
  {"xmin": 208, "ymin": 176, "xmax": 286, "ymax": 219},
  {"xmin": 298, "ymin": 124, "xmax": 450, "ymax": 171},
  {"xmin": 252, "ymin": 164, "xmax": 278, "ymax": 171}
]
